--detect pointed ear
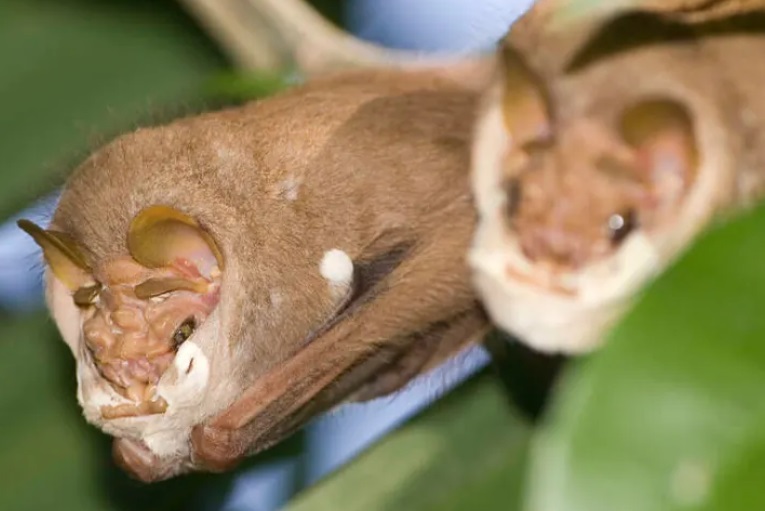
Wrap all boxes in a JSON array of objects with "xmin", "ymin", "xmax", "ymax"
[
  {"xmin": 128, "ymin": 206, "xmax": 224, "ymax": 277},
  {"xmin": 619, "ymin": 98, "xmax": 698, "ymax": 207},
  {"xmin": 134, "ymin": 277, "xmax": 210, "ymax": 299},
  {"xmin": 17, "ymin": 219, "xmax": 94, "ymax": 291},
  {"xmin": 499, "ymin": 46, "xmax": 553, "ymax": 146}
]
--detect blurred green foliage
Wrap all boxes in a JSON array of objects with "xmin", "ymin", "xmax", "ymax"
[
  {"xmin": 286, "ymin": 371, "xmax": 531, "ymax": 511},
  {"xmin": 525, "ymin": 204, "xmax": 765, "ymax": 511},
  {"xmin": 3, "ymin": 1, "xmax": 765, "ymax": 511}
]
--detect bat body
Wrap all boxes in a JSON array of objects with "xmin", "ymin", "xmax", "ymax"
[
  {"xmin": 20, "ymin": 69, "xmax": 489, "ymax": 480},
  {"xmin": 469, "ymin": 1, "xmax": 765, "ymax": 353}
]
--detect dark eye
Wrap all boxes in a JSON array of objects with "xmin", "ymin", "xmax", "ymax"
[
  {"xmin": 608, "ymin": 209, "xmax": 638, "ymax": 245},
  {"xmin": 504, "ymin": 178, "xmax": 523, "ymax": 219},
  {"xmin": 172, "ymin": 317, "xmax": 196, "ymax": 347},
  {"xmin": 73, "ymin": 283, "xmax": 102, "ymax": 307}
]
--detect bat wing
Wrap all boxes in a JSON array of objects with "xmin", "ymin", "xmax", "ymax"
[
  {"xmin": 191, "ymin": 229, "xmax": 489, "ymax": 473},
  {"xmin": 115, "ymin": 228, "xmax": 489, "ymax": 481}
]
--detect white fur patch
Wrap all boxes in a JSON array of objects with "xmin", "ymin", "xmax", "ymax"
[
  {"xmin": 320, "ymin": 249, "xmax": 354, "ymax": 289},
  {"xmin": 141, "ymin": 341, "xmax": 210, "ymax": 457},
  {"xmin": 468, "ymin": 211, "xmax": 662, "ymax": 354},
  {"xmin": 278, "ymin": 176, "xmax": 301, "ymax": 201},
  {"xmin": 269, "ymin": 289, "xmax": 284, "ymax": 308},
  {"xmin": 157, "ymin": 341, "xmax": 210, "ymax": 410}
]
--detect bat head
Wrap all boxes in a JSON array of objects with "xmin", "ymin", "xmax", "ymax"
[
  {"xmin": 500, "ymin": 98, "xmax": 697, "ymax": 274},
  {"xmin": 469, "ymin": 46, "xmax": 701, "ymax": 353},
  {"xmin": 18, "ymin": 202, "xmax": 234, "ymax": 459}
]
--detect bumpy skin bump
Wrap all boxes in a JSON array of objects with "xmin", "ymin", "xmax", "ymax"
[{"xmin": 81, "ymin": 257, "xmax": 220, "ymax": 417}]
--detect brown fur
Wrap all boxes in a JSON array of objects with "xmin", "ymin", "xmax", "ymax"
[{"xmin": 30, "ymin": 68, "xmax": 489, "ymax": 480}]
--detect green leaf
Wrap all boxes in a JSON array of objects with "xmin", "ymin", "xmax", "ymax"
[
  {"xmin": 204, "ymin": 70, "xmax": 292, "ymax": 103},
  {"xmin": 699, "ymin": 426, "xmax": 765, "ymax": 511},
  {"xmin": 525, "ymin": 202, "xmax": 765, "ymax": 511},
  {"xmin": 286, "ymin": 372, "xmax": 532, "ymax": 511}
]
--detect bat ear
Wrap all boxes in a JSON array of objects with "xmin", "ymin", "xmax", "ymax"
[
  {"xmin": 619, "ymin": 98, "xmax": 699, "ymax": 208},
  {"xmin": 499, "ymin": 47, "xmax": 553, "ymax": 146},
  {"xmin": 128, "ymin": 205, "xmax": 224, "ymax": 277},
  {"xmin": 17, "ymin": 219, "xmax": 94, "ymax": 291}
]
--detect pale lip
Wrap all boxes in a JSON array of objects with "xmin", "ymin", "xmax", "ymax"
[
  {"xmin": 504, "ymin": 263, "xmax": 579, "ymax": 297},
  {"xmin": 80, "ymin": 335, "xmax": 170, "ymax": 420}
]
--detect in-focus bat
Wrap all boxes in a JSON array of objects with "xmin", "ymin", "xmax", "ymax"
[
  {"xmin": 469, "ymin": 0, "xmax": 765, "ymax": 353},
  {"xmin": 18, "ymin": 68, "xmax": 493, "ymax": 481}
]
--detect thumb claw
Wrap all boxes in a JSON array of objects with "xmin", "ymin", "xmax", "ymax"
[{"xmin": 190, "ymin": 424, "xmax": 246, "ymax": 473}]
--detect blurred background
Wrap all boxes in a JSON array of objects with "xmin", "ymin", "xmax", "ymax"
[{"xmin": 0, "ymin": 1, "xmax": 534, "ymax": 510}]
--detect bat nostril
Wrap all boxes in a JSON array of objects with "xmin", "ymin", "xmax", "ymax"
[{"xmin": 530, "ymin": 229, "xmax": 579, "ymax": 268}]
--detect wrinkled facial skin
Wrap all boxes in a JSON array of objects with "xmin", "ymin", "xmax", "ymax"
[
  {"xmin": 503, "ymin": 120, "xmax": 655, "ymax": 272},
  {"xmin": 79, "ymin": 257, "xmax": 221, "ymax": 418}
]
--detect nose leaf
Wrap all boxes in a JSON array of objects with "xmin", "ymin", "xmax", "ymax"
[{"xmin": 522, "ymin": 227, "xmax": 583, "ymax": 269}]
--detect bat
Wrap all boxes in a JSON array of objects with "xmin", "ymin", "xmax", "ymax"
[
  {"xmin": 468, "ymin": 0, "xmax": 765, "ymax": 354},
  {"xmin": 18, "ymin": 67, "xmax": 493, "ymax": 482}
]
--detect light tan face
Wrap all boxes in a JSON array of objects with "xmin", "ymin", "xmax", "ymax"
[
  {"xmin": 502, "ymin": 120, "xmax": 655, "ymax": 273},
  {"xmin": 494, "ymin": 49, "xmax": 699, "ymax": 278},
  {"xmin": 468, "ymin": 48, "xmax": 702, "ymax": 353}
]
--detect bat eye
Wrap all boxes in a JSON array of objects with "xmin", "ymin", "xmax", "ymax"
[
  {"xmin": 73, "ymin": 283, "xmax": 102, "ymax": 307},
  {"xmin": 608, "ymin": 208, "xmax": 638, "ymax": 245},
  {"xmin": 172, "ymin": 317, "xmax": 196, "ymax": 347},
  {"xmin": 504, "ymin": 179, "xmax": 523, "ymax": 220}
]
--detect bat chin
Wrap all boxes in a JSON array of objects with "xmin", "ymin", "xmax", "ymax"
[
  {"xmin": 468, "ymin": 229, "xmax": 662, "ymax": 354},
  {"xmin": 472, "ymin": 267, "xmax": 627, "ymax": 353}
]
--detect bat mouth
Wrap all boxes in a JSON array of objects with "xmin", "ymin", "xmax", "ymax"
[
  {"xmin": 504, "ymin": 263, "xmax": 579, "ymax": 297},
  {"xmin": 83, "ymin": 341, "xmax": 174, "ymax": 419},
  {"xmin": 82, "ymin": 321, "xmax": 214, "ymax": 423},
  {"xmin": 92, "ymin": 355, "xmax": 171, "ymax": 420},
  {"xmin": 81, "ymin": 299, "xmax": 214, "ymax": 419}
]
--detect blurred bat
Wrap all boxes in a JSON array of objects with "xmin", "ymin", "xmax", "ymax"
[
  {"xmin": 469, "ymin": 0, "xmax": 765, "ymax": 353},
  {"xmin": 19, "ymin": 68, "xmax": 491, "ymax": 481}
]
